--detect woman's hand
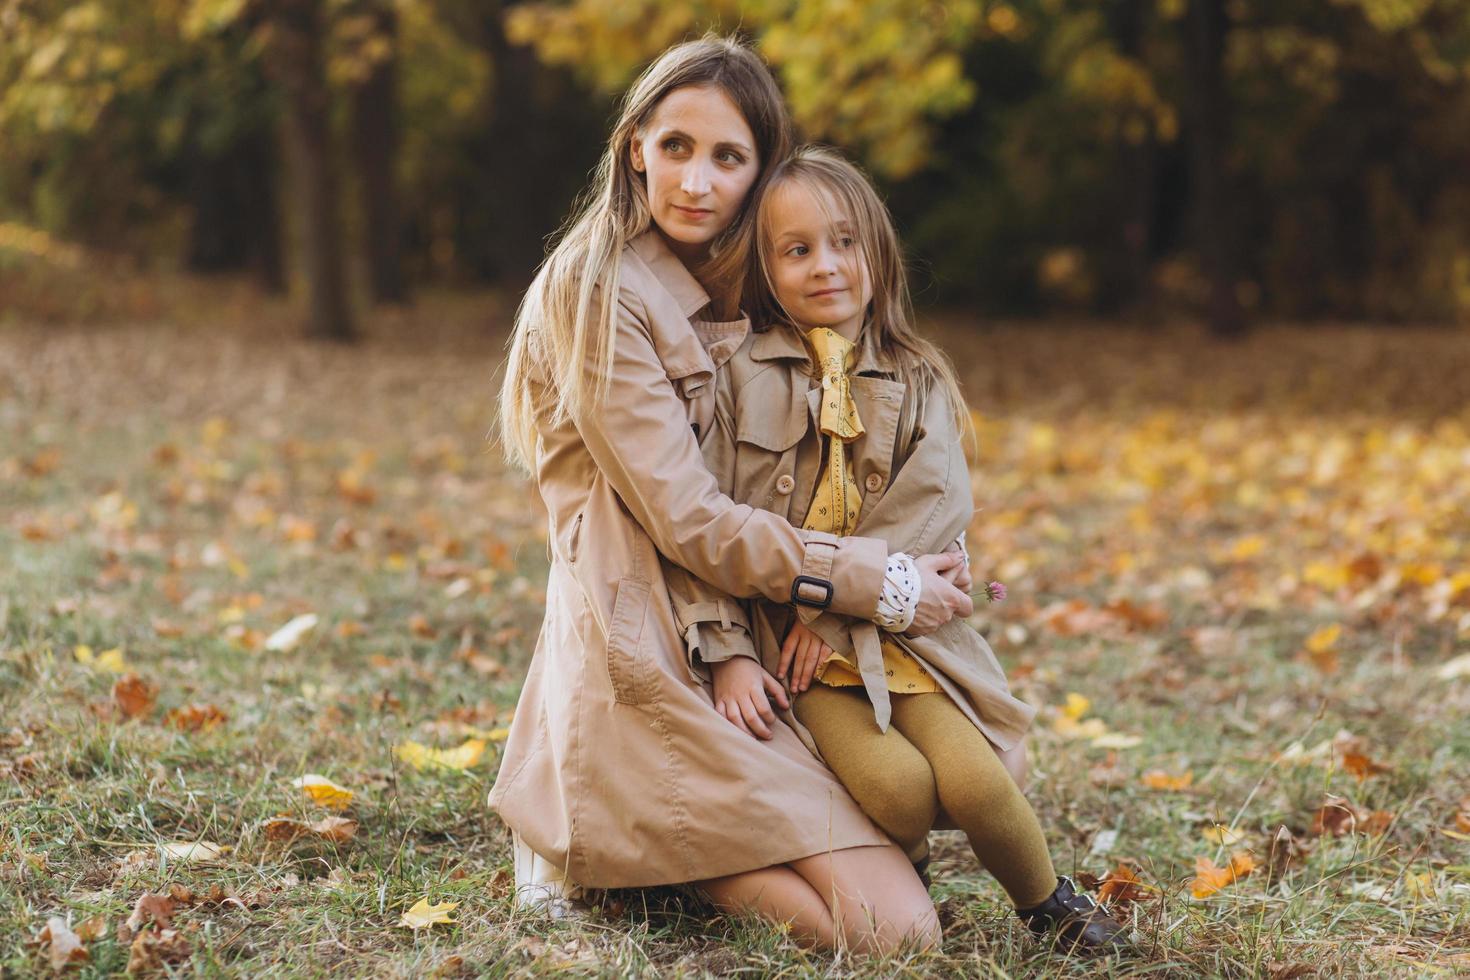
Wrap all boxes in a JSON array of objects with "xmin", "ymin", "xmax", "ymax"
[
  {"xmin": 779, "ymin": 620, "xmax": 834, "ymax": 693},
  {"xmin": 907, "ymin": 552, "xmax": 975, "ymax": 636},
  {"xmin": 942, "ymin": 539, "xmax": 973, "ymax": 591},
  {"xmin": 710, "ymin": 656, "xmax": 790, "ymax": 740}
]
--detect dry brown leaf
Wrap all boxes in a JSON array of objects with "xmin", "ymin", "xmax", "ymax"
[
  {"xmin": 1340, "ymin": 751, "xmax": 1390, "ymax": 781},
  {"xmin": 126, "ymin": 893, "xmax": 175, "ymax": 934},
  {"xmin": 409, "ymin": 613, "xmax": 436, "ymax": 638},
  {"xmin": 1266, "ymin": 825, "xmax": 1312, "ymax": 883},
  {"xmin": 37, "ymin": 916, "xmax": 89, "ymax": 971},
  {"xmin": 164, "ymin": 703, "xmax": 227, "ymax": 732},
  {"xmin": 1096, "ymin": 863, "xmax": 1150, "ymax": 909},
  {"xmin": 126, "ymin": 926, "xmax": 191, "ymax": 974},
  {"xmin": 262, "ymin": 815, "xmax": 358, "ymax": 844},
  {"xmin": 113, "ymin": 674, "xmax": 156, "ymax": 719}
]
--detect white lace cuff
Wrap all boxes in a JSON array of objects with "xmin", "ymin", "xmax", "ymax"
[{"xmin": 873, "ymin": 553, "xmax": 920, "ymax": 632}]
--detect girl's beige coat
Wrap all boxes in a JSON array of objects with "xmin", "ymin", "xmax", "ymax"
[
  {"xmin": 488, "ymin": 231, "xmax": 894, "ymax": 889},
  {"xmin": 673, "ymin": 326, "xmax": 1037, "ymax": 756}
]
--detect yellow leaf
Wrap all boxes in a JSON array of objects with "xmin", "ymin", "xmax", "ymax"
[
  {"xmin": 1190, "ymin": 850, "xmax": 1254, "ymax": 899},
  {"xmin": 399, "ymin": 898, "xmax": 458, "ymax": 930},
  {"xmin": 1404, "ymin": 870, "xmax": 1436, "ymax": 902},
  {"xmin": 292, "ymin": 774, "xmax": 355, "ymax": 809},
  {"xmin": 1305, "ymin": 624, "xmax": 1341, "ymax": 654},
  {"xmin": 1141, "ymin": 769, "xmax": 1194, "ymax": 791},
  {"xmin": 395, "ymin": 738, "xmax": 487, "ymax": 771},
  {"xmin": 1052, "ymin": 715, "xmax": 1109, "ymax": 740},
  {"xmin": 1202, "ymin": 824, "xmax": 1246, "ymax": 846},
  {"xmin": 1228, "ymin": 535, "xmax": 1265, "ymax": 560},
  {"xmin": 75, "ymin": 645, "xmax": 128, "ymax": 673},
  {"xmin": 1062, "ymin": 692, "xmax": 1091, "ymax": 720}
]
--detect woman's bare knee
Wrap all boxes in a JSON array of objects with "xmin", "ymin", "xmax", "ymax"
[
  {"xmin": 696, "ymin": 865, "xmax": 837, "ymax": 948},
  {"xmin": 789, "ymin": 845, "xmax": 940, "ymax": 955}
]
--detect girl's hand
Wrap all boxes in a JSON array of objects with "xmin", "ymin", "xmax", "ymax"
[
  {"xmin": 710, "ymin": 657, "xmax": 790, "ymax": 740},
  {"xmin": 779, "ymin": 621, "xmax": 834, "ymax": 693}
]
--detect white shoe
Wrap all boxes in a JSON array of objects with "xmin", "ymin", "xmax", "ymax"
[{"xmin": 512, "ymin": 830, "xmax": 590, "ymax": 919}]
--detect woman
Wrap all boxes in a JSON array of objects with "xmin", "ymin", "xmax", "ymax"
[{"xmin": 492, "ymin": 36, "xmax": 974, "ymax": 952}]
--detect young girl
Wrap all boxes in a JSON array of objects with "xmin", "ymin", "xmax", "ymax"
[{"xmin": 671, "ymin": 146, "xmax": 1129, "ymax": 952}]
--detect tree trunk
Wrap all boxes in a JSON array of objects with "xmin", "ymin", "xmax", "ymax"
[
  {"xmin": 1111, "ymin": 0, "xmax": 1156, "ymax": 316},
  {"xmin": 1184, "ymin": 0, "xmax": 1244, "ymax": 337},
  {"xmin": 266, "ymin": 0, "xmax": 355, "ymax": 341},
  {"xmin": 351, "ymin": 1, "xmax": 408, "ymax": 304}
]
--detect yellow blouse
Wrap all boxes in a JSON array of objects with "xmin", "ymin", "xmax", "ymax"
[{"xmin": 800, "ymin": 327, "xmax": 937, "ymax": 694}]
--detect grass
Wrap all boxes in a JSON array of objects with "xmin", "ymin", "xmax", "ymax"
[{"xmin": 2, "ymin": 282, "xmax": 1469, "ymax": 977}]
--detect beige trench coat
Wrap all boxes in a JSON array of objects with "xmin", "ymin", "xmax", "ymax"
[
  {"xmin": 670, "ymin": 326, "xmax": 1037, "ymax": 760},
  {"xmin": 487, "ymin": 230, "xmax": 897, "ymax": 889}
]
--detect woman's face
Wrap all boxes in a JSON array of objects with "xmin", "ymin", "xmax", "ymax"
[
  {"xmin": 762, "ymin": 180, "xmax": 872, "ymax": 336},
  {"xmin": 631, "ymin": 84, "xmax": 759, "ymax": 265}
]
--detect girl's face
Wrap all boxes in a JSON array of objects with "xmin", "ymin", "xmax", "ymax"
[
  {"xmin": 762, "ymin": 180, "xmax": 872, "ymax": 336},
  {"xmin": 631, "ymin": 85, "xmax": 759, "ymax": 266}
]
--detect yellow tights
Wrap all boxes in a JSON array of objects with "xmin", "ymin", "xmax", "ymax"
[{"xmin": 793, "ymin": 683, "xmax": 1058, "ymax": 908}]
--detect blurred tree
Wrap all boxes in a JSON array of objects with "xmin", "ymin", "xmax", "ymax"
[
  {"xmin": 260, "ymin": 0, "xmax": 355, "ymax": 340},
  {"xmin": 343, "ymin": 0, "xmax": 408, "ymax": 304},
  {"xmin": 504, "ymin": 0, "xmax": 987, "ymax": 178},
  {"xmin": 1182, "ymin": 0, "xmax": 1244, "ymax": 337}
]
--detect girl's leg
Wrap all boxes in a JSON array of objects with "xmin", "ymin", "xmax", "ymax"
[
  {"xmin": 787, "ymin": 844, "xmax": 941, "ymax": 953},
  {"xmin": 890, "ymin": 693, "xmax": 1058, "ymax": 909},
  {"xmin": 695, "ymin": 865, "xmax": 838, "ymax": 948},
  {"xmin": 792, "ymin": 683, "xmax": 938, "ymax": 862}
]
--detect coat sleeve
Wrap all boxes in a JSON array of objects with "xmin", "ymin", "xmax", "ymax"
[
  {"xmin": 659, "ymin": 371, "xmax": 762, "ymax": 675},
  {"xmin": 567, "ymin": 284, "xmax": 887, "ymax": 619}
]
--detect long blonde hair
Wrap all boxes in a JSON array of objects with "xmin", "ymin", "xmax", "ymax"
[
  {"xmin": 499, "ymin": 36, "xmax": 793, "ymax": 469},
  {"xmin": 752, "ymin": 145, "xmax": 969, "ymax": 436}
]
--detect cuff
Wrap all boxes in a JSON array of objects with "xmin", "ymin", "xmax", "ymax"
[{"xmin": 872, "ymin": 553, "xmax": 919, "ymax": 632}]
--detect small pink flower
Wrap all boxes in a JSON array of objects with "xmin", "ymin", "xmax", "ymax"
[{"xmin": 984, "ymin": 581, "xmax": 1007, "ymax": 603}]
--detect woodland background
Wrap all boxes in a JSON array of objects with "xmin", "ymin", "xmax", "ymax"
[{"xmin": 2, "ymin": 1, "xmax": 1469, "ymax": 977}]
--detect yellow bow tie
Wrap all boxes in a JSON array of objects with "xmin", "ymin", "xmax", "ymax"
[{"xmin": 806, "ymin": 327, "xmax": 865, "ymax": 441}]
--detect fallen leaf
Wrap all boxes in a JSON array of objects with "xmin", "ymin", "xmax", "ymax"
[
  {"xmin": 409, "ymin": 613, "xmax": 436, "ymax": 638},
  {"xmin": 1202, "ymin": 823, "xmax": 1246, "ymax": 846},
  {"xmin": 1404, "ymin": 870, "xmax": 1437, "ymax": 902},
  {"xmin": 113, "ymin": 674, "xmax": 157, "ymax": 719},
  {"xmin": 157, "ymin": 841, "xmax": 225, "ymax": 865},
  {"xmin": 165, "ymin": 703, "xmax": 227, "ymax": 732},
  {"xmin": 1096, "ymin": 863, "xmax": 1150, "ymax": 909},
  {"xmin": 292, "ymin": 773, "xmax": 355, "ymax": 809},
  {"xmin": 265, "ymin": 613, "xmax": 318, "ymax": 652},
  {"xmin": 1304, "ymin": 623, "xmax": 1341, "ymax": 653},
  {"xmin": 1061, "ymin": 692, "xmax": 1091, "ymax": 720},
  {"xmin": 1141, "ymin": 769, "xmax": 1194, "ymax": 791},
  {"xmin": 126, "ymin": 926, "xmax": 191, "ymax": 974},
  {"xmin": 395, "ymin": 738, "xmax": 486, "ymax": 772},
  {"xmin": 1265, "ymin": 825, "xmax": 1311, "ymax": 883},
  {"xmin": 399, "ymin": 898, "xmax": 458, "ymax": 930},
  {"xmin": 262, "ymin": 815, "xmax": 358, "ymax": 844},
  {"xmin": 125, "ymin": 893, "xmax": 176, "ymax": 934},
  {"xmin": 74, "ymin": 644, "xmax": 129, "ymax": 673},
  {"xmin": 37, "ymin": 916, "xmax": 89, "ymax": 971},
  {"xmin": 1190, "ymin": 850, "xmax": 1255, "ymax": 899},
  {"xmin": 1436, "ymin": 652, "xmax": 1470, "ymax": 680}
]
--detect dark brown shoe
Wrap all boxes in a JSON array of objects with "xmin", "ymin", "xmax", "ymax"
[{"xmin": 1016, "ymin": 876, "xmax": 1129, "ymax": 954}]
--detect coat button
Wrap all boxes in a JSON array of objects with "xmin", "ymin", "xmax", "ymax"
[
  {"xmin": 864, "ymin": 473, "xmax": 884, "ymax": 493},
  {"xmin": 775, "ymin": 474, "xmax": 795, "ymax": 495}
]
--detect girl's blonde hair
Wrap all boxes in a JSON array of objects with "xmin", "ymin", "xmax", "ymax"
[
  {"xmin": 753, "ymin": 145, "xmax": 969, "ymax": 436},
  {"xmin": 499, "ymin": 35, "xmax": 793, "ymax": 469}
]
